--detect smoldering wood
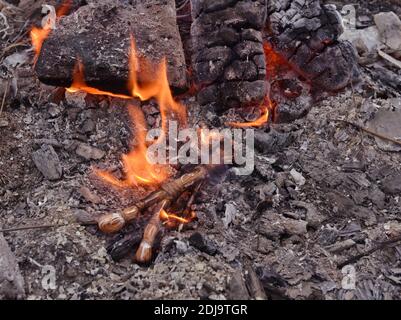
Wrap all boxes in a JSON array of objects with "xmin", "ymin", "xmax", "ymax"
[
  {"xmin": 35, "ymin": 0, "xmax": 188, "ymax": 93},
  {"xmin": 98, "ymin": 165, "xmax": 209, "ymax": 234},
  {"xmin": 191, "ymin": 0, "xmax": 268, "ymax": 110},
  {"xmin": 266, "ymin": 0, "xmax": 360, "ymax": 93}
]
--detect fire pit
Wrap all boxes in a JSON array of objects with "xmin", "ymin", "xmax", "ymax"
[{"xmin": 1, "ymin": 0, "xmax": 401, "ymax": 301}]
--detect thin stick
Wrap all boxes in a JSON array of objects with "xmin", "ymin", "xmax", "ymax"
[
  {"xmin": 337, "ymin": 235, "xmax": 401, "ymax": 268},
  {"xmin": 185, "ymin": 180, "xmax": 203, "ymax": 212},
  {"xmin": 332, "ymin": 118, "xmax": 401, "ymax": 147},
  {"xmin": 1, "ymin": 41, "xmax": 26, "ymax": 57},
  {"xmin": 0, "ymin": 80, "xmax": 9, "ymax": 117},
  {"xmin": 135, "ymin": 199, "xmax": 170, "ymax": 264},
  {"xmin": 0, "ymin": 221, "xmax": 97, "ymax": 233},
  {"xmin": 0, "ymin": 223, "xmax": 68, "ymax": 233}
]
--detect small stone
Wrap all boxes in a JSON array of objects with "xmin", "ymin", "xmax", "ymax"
[
  {"xmin": 0, "ymin": 120, "xmax": 9, "ymax": 128},
  {"xmin": 76, "ymin": 143, "xmax": 105, "ymax": 160},
  {"xmin": 290, "ymin": 169, "xmax": 306, "ymax": 186},
  {"xmin": 32, "ymin": 145, "xmax": 63, "ymax": 181},
  {"xmin": 367, "ymin": 105, "xmax": 401, "ymax": 152},
  {"xmin": 174, "ymin": 240, "xmax": 189, "ymax": 254},
  {"xmin": 381, "ymin": 173, "xmax": 401, "ymax": 195},
  {"xmin": 374, "ymin": 12, "xmax": 401, "ymax": 52},
  {"xmin": 384, "ymin": 221, "xmax": 401, "ymax": 238}
]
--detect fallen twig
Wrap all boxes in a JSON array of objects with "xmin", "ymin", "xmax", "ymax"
[
  {"xmin": 0, "ymin": 80, "xmax": 10, "ymax": 118},
  {"xmin": 0, "ymin": 223, "xmax": 67, "ymax": 233},
  {"xmin": 332, "ymin": 118, "xmax": 401, "ymax": 147},
  {"xmin": 378, "ymin": 49, "xmax": 401, "ymax": 69},
  {"xmin": 337, "ymin": 235, "xmax": 401, "ymax": 268},
  {"xmin": 0, "ymin": 221, "xmax": 97, "ymax": 233}
]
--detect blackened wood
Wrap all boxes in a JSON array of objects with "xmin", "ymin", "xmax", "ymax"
[
  {"xmin": 35, "ymin": 0, "xmax": 188, "ymax": 93},
  {"xmin": 266, "ymin": 0, "xmax": 360, "ymax": 93},
  {"xmin": 191, "ymin": 0, "xmax": 268, "ymax": 110}
]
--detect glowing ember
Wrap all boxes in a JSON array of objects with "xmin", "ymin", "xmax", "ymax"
[
  {"xmin": 66, "ymin": 61, "xmax": 132, "ymax": 99},
  {"xmin": 30, "ymin": 1, "xmax": 72, "ymax": 63},
  {"xmin": 160, "ymin": 209, "xmax": 196, "ymax": 228},
  {"xmin": 263, "ymin": 42, "xmax": 291, "ymax": 79},
  {"xmin": 227, "ymin": 98, "xmax": 272, "ymax": 128},
  {"xmin": 95, "ymin": 104, "xmax": 171, "ymax": 188}
]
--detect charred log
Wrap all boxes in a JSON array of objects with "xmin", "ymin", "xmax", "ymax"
[
  {"xmin": 191, "ymin": 0, "xmax": 268, "ymax": 110},
  {"xmin": 266, "ymin": 0, "xmax": 360, "ymax": 93},
  {"xmin": 35, "ymin": 0, "xmax": 188, "ymax": 93}
]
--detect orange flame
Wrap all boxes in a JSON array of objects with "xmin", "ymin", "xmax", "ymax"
[
  {"xmin": 263, "ymin": 42, "xmax": 291, "ymax": 79},
  {"xmin": 227, "ymin": 99, "xmax": 271, "ymax": 128},
  {"xmin": 160, "ymin": 209, "xmax": 196, "ymax": 228},
  {"xmin": 30, "ymin": 1, "xmax": 72, "ymax": 62},
  {"xmin": 95, "ymin": 104, "xmax": 170, "ymax": 188},
  {"xmin": 128, "ymin": 37, "xmax": 187, "ymax": 132},
  {"xmin": 92, "ymin": 37, "xmax": 189, "ymax": 188},
  {"xmin": 66, "ymin": 61, "xmax": 132, "ymax": 99}
]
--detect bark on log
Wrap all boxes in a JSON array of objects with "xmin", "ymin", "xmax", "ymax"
[
  {"xmin": 191, "ymin": 0, "xmax": 268, "ymax": 110},
  {"xmin": 35, "ymin": 0, "xmax": 188, "ymax": 93},
  {"xmin": 266, "ymin": 0, "xmax": 360, "ymax": 93}
]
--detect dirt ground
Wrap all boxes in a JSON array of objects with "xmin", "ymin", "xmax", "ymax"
[{"xmin": 1, "ymin": 0, "xmax": 401, "ymax": 300}]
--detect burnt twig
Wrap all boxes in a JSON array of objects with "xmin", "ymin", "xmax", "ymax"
[
  {"xmin": 0, "ymin": 223, "xmax": 68, "ymax": 233},
  {"xmin": 333, "ymin": 118, "xmax": 401, "ymax": 147},
  {"xmin": 337, "ymin": 235, "xmax": 401, "ymax": 269},
  {"xmin": 0, "ymin": 80, "xmax": 9, "ymax": 118},
  {"xmin": 0, "ymin": 221, "xmax": 97, "ymax": 233}
]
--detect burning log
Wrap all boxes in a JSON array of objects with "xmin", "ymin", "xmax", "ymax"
[
  {"xmin": 34, "ymin": 0, "xmax": 188, "ymax": 93},
  {"xmin": 266, "ymin": 0, "xmax": 360, "ymax": 93},
  {"xmin": 135, "ymin": 199, "xmax": 171, "ymax": 264},
  {"xmin": 97, "ymin": 165, "xmax": 209, "ymax": 233},
  {"xmin": 191, "ymin": 0, "xmax": 268, "ymax": 110}
]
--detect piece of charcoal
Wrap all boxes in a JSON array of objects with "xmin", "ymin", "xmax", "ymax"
[
  {"xmin": 227, "ymin": 271, "xmax": 251, "ymax": 300},
  {"xmin": 191, "ymin": 0, "xmax": 268, "ymax": 110},
  {"xmin": 35, "ymin": 0, "xmax": 188, "ymax": 93},
  {"xmin": 188, "ymin": 232, "xmax": 218, "ymax": 256},
  {"xmin": 32, "ymin": 145, "xmax": 63, "ymax": 181},
  {"xmin": 266, "ymin": 0, "xmax": 360, "ymax": 93}
]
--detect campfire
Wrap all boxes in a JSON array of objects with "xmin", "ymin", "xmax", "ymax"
[
  {"xmin": 26, "ymin": 0, "xmax": 361, "ymax": 265},
  {"xmin": 3, "ymin": 0, "xmax": 401, "ymax": 301},
  {"xmin": 27, "ymin": 0, "xmax": 286, "ymax": 264}
]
